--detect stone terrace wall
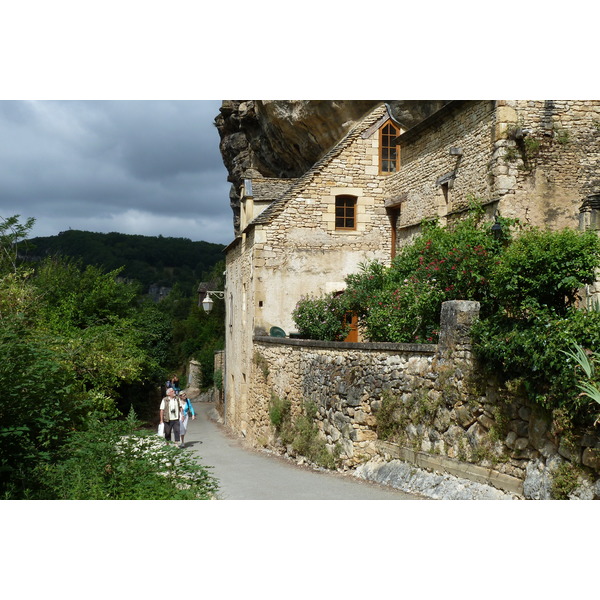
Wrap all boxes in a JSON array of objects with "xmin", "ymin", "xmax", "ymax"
[{"xmin": 244, "ymin": 301, "xmax": 600, "ymax": 499}]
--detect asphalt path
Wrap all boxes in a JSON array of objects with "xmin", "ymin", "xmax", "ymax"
[{"xmin": 181, "ymin": 401, "xmax": 422, "ymax": 500}]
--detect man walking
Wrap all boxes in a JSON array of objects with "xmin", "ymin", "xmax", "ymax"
[{"xmin": 159, "ymin": 387, "xmax": 181, "ymax": 445}]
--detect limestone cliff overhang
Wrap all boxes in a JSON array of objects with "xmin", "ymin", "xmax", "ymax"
[
  {"xmin": 238, "ymin": 103, "xmax": 397, "ymax": 234},
  {"xmin": 393, "ymin": 100, "xmax": 488, "ymax": 145}
]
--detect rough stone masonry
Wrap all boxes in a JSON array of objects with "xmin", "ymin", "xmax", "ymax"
[{"xmin": 246, "ymin": 301, "xmax": 600, "ymax": 499}]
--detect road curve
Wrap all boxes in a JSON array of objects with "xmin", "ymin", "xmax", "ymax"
[{"xmin": 182, "ymin": 401, "xmax": 423, "ymax": 500}]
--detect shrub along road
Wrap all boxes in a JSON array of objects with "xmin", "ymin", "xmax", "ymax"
[{"xmin": 182, "ymin": 401, "xmax": 422, "ymax": 500}]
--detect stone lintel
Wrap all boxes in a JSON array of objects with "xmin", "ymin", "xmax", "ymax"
[{"xmin": 385, "ymin": 193, "xmax": 408, "ymax": 208}]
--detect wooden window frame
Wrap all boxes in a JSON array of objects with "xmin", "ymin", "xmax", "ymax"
[
  {"xmin": 379, "ymin": 120, "xmax": 401, "ymax": 175},
  {"xmin": 335, "ymin": 195, "xmax": 357, "ymax": 231}
]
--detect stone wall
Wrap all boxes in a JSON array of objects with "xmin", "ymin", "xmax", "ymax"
[
  {"xmin": 384, "ymin": 100, "xmax": 600, "ymax": 250},
  {"xmin": 241, "ymin": 301, "xmax": 600, "ymax": 499},
  {"xmin": 498, "ymin": 100, "xmax": 600, "ymax": 230},
  {"xmin": 386, "ymin": 101, "xmax": 496, "ymax": 240}
]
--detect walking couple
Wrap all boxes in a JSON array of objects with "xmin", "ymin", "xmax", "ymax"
[{"xmin": 159, "ymin": 387, "xmax": 196, "ymax": 448}]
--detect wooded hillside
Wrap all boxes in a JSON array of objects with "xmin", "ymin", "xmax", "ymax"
[{"xmin": 23, "ymin": 229, "xmax": 225, "ymax": 295}]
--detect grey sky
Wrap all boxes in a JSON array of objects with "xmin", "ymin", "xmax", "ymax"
[{"xmin": 0, "ymin": 100, "xmax": 233, "ymax": 244}]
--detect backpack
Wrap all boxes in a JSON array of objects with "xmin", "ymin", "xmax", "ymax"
[{"xmin": 182, "ymin": 398, "xmax": 192, "ymax": 416}]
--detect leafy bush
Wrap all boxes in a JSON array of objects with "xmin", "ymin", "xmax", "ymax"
[
  {"xmin": 343, "ymin": 205, "xmax": 507, "ymax": 342},
  {"xmin": 473, "ymin": 306, "xmax": 600, "ymax": 423},
  {"xmin": 37, "ymin": 409, "xmax": 219, "ymax": 500},
  {"xmin": 359, "ymin": 277, "xmax": 444, "ymax": 343},
  {"xmin": 472, "ymin": 228, "xmax": 600, "ymax": 424},
  {"xmin": 0, "ymin": 316, "xmax": 97, "ymax": 496},
  {"xmin": 489, "ymin": 228, "xmax": 600, "ymax": 316},
  {"xmin": 292, "ymin": 293, "xmax": 350, "ymax": 341}
]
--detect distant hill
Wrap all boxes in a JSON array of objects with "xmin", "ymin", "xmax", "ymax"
[{"xmin": 23, "ymin": 230, "xmax": 226, "ymax": 296}]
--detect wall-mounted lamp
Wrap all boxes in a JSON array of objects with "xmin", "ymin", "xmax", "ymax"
[
  {"xmin": 449, "ymin": 147, "xmax": 463, "ymax": 156},
  {"xmin": 201, "ymin": 290, "xmax": 225, "ymax": 313},
  {"xmin": 491, "ymin": 215, "xmax": 503, "ymax": 240}
]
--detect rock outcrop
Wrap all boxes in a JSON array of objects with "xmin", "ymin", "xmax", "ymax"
[{"xmin": 214, "ymin": 100, "xmax": 447, "ymax": 233}]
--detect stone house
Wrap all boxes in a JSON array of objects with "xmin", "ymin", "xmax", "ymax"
[
  {"xmin": 223, "ymin": 104, "xmax": 405, "ymax": 432},
  {"xmin": 387, "ymin": 100, "xmax": 600, "ymax": 250},
  {"xmin": 223, "ymin": 100, "xmax": 600, "ymax": 444}
]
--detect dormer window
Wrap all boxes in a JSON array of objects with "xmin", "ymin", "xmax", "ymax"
[{"xmin": 379, "ymin": 120, "xmax": 401, "ymax": 174}]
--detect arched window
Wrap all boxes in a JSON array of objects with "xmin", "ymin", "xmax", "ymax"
[
  {"xmin": 379, "ymin": 120, "xmax": 400, "ymax": 174},
  {"xmin": 335, "ymin": 195, "xmax": 357, "ymax": 230}
]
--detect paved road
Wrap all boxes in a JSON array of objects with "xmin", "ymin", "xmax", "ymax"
[{"xmin": 182, "ymin": 401, "xmax": 421, "ymax": 500}]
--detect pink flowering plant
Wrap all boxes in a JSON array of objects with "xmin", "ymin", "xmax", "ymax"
[{"xmin": 344, "ymin": 205, "xmax": 507, "ymax": 342}]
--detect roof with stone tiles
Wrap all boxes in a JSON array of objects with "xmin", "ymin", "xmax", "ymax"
[
  {"xmin": 250, "ymin": 177, "xmax": 297, "ymax": 203},
  {"xmin": 246, "ymin": 103, "xmax": 393, "ymax": 228}
]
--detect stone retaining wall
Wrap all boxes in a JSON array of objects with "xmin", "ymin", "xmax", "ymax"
[{"xmin": 237, "ymin": 301, "xmax": 600, "ymax": 499}]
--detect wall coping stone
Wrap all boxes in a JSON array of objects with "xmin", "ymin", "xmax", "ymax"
[{"xmin": 254, "ymin": 335, "xmax": 438, "ymax": 354}]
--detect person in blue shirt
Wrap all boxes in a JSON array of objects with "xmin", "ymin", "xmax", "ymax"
[{"xmin": 178, "ymin": 391, "xmax": 196, "ymax": 448}]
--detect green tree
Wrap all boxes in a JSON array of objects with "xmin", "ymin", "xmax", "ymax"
[
  {"xmin": 1, "ymin": 215, "xmax": 35, "ymax": 273},
  {"xmin": 0, "ymin": 217, "xmax": 168, "ymax": 496}
]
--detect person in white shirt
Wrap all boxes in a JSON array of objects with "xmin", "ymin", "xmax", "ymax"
[{"xmin": 159, "ymin": 387, "xmax": 181, "ymax": 445}]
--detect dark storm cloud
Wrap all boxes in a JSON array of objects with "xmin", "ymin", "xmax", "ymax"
[{"xmin": 0, "ymin": 100, "xmax": 233, "ymax": 244}]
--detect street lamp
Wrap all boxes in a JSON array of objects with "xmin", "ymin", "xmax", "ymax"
[{"xmin": 201, "ymin": 290, "xmax": 225, "ymax": 314}]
